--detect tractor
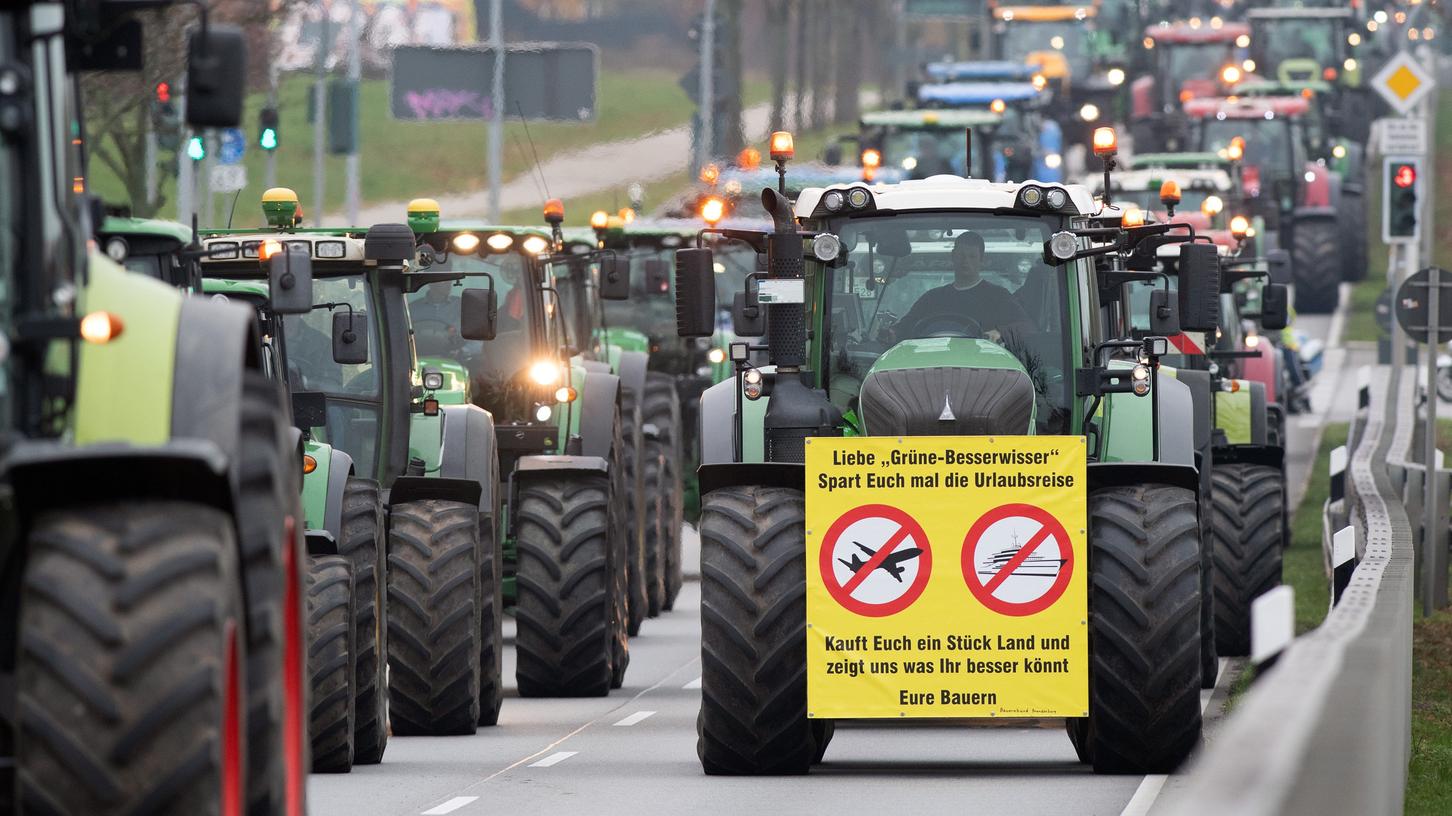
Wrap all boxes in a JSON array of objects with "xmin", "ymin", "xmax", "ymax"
[
  {"xmin": 199, "ymin": 202, "xmax": 513, "ymax": 737},
  {"xmin": 1130, "ymin": 19, "xmax": 1250, "ymax": 152},
  {"xmin": 676, "ymin": 128, "xmax": 1217, "ymax": 775},
  {"xmin": 1185, "ymin": 94, "xmax": 1347, "ymax": 313},
  {"xmin": 1245, "ymin": 5, "xmax": 1372, "ymax": 144},
  {"xmin": 912, "ymin": 74, "xmax": 1064, "ymax": 182},
  {"xmin": 96, "ymin": 216, "xmax": 200, "ymax": 290},
  {"xmin": 400, "ymin": 205, "xmax": 637, "ymax": 697},
  {"xmin": 1, "ymin": 4, "xmax": 309, "ymax": 814}
]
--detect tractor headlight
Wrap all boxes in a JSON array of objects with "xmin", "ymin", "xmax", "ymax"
[
  {"xmin": 1107, "ymin": 67, "xmax": 1126, "ymax": 86},
  {"xmin": 846, "ymin": 187, "xmax": 871, "ymax": 209},
  {"xmin": 522, "ymin": 235, "xmax": 551, "ymax": 255},
  {"xmin": 1048, "ymin": 231, "xmax": 1078, "ymax": 262},
  {"xmin": 708, "ymin": 347, "xmax": 727, "ymax": 364},
  {"xmin": 1079, "ymin": 103, "xmax": 1101, "ymax": 122},
  {"xmin": 823, "ymin": 190, "xmax": 845, "ymax": 212},
  {"xmin": 1044, "ymin": 187, "xmax": 1069, "ymax": 210},
  {"xmin": 1044, "ymin": 152, "xmax": 1063, "ymax": 169},
  {"xmin": 1131, "ymin": 364, "xmax": 1152, "ymax": 397},
  {"xmin": 451, "ymin": 233, "xmax": 481, "ymax": 253},
  {"xmin": 422, "ymin": 370, "xmax": 444, "ymax": 390},
  {"xmin": 812, "ymin": 233, "xmax": 841, "ymax": 262},
  {"xmin": 104, "ymin": 237, "xmax": 129, "ymax": 262},
  {"xmin": 529, "ymin": 360, "xmax": 561, "ymax": 385},
  {"xmin": 743, "ymin": 368, "xmax": 764, "ymax": 400},
  {"xmin": 487, "ymin": 233, "xmax": 514, "ymax": 251},
  {"xmin": 1018, "ymin": 185, "xmax": 1045, "ymax": 208},
  {"xmin": 535, "ymin": 404, "xmax": 553, "ymax": 422}
]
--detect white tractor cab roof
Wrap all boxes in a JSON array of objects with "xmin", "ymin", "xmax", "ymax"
[
  {"xmin": 1089, "ymin": 168, "xmax": 1233, "ymax": 196},
  {"xmin": 793, "ymin": 175, "xmax": 1097, "ymax": 221},
  {"xmin": 199, "ymin": 231, "xmax": 370, "ymax": 265}
]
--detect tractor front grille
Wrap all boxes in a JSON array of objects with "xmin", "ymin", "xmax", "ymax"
[{"xmin": 859, "ymin": 366, "xmax": 1034, "ymax": 437}]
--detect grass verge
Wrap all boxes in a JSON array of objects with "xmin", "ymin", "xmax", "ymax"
[{"xmin": 1284, "ymin": 422, "xmax": 1348, "ymax": 633}]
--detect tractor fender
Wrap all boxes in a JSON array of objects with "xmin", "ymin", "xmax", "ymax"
[
  {"xmin": 320, "ymin": 447, "xmax": 355, "ymax": 542},
  {"xmin": 1301, "ymin": 163, "xmax": 1333, "ymax": 208},
  {"xmin": 1155, "ymin": 372, "xmax": 1197, "ymax": 468},
  {"xmin": 305, "ymin": 530, "xmax": 339, "ymax": 556},
  {"xmin": 388, "ymin": 476, "xmax": 482, "ymax": 510},
  {"xmin": 581, "ymin": 360, "xmax": 611, "ymax": 374},
  {"xmin": 615, "ymin": 349, "xmax": 649, "ymax": 401},
  {"xmin": 1087, "ymin": 461, "xmax": 1201, "ymax": 496},
  {"xmin": 515, "ymin": 454, "xmax": 609, "ymax": 488},
  {"xmin": 171, "ymin": 294, "xmax": 259, "ymax": 471},
  {"xmin": 437, "ymin": 403, "xmax": 499, "ymax": 514},
  {"xmin": 698, "ymin": 462, "xmax": 804, "ymax": 497},
  {"xmin": 1212, "ymin": 443, "xmax": 1284, "ymax": 470},
  {"xmin": 1292, "ymin": 205, "xmax": 1337, "ymax": 223},
  {"xmin": 3, "ymin": 439, "xmax": 234, "ymax": 525},
  {"xmin": 578, "ymin": 370, "xmax": 621, "ymax": 459},
  {"xmin": 1247, "ymin": 380, "xmax": 1269, "ymax": 446},
  {"xmin": 699, "ymin": 377, "xmax": 738, "ymax": 465},
  {"xmin": 1175, "ymin": 369, "xmax": 1214, "ymax": 453}
]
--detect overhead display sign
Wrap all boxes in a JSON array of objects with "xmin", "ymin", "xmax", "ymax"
[
  {"xmin": 1371, "ymin": 51, "xmax": 1434, "ymax": 116},
  {"xmin": 390, "ymin": 43, "xmax": 598, "ymax": 121},
  {"xmin": 805, "ymin": 436, "xmax": 1087, "ymax": 719}
]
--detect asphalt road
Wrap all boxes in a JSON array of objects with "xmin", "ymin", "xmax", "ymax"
[{"xmin": 308, "ymin": 292, "xmax": 1355, "ymax": 816}]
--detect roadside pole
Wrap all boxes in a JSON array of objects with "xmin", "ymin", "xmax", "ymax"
[
  {"xmin": 695, "ymin": 0, "xmax": 717, "ymax": 171},
  {"xmin": 312, "ymin": 2, "xmax": 330, "ymax": 224},
  {"xmin": 345, "ymin": 0, "xmax": 361, "ymax": 224},
  {"xmin": 487, "ymin": 0, "xmax": 503, "ymax": 222}
]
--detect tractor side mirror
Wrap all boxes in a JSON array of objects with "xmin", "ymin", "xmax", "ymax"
[
  {"xmin": 599, "ymin": 255, "xmax": 631, "ymax": 301},
  {"xmin": 675, "ymin": 247, "xmax": 716, "ymax": 337},
  {"xmin": 732, "ymin": 291, "xmax": 765, "ymax": 337},
  {"xmin": 644, "ymin": 258, "xmax": 671, "ymax": 295},
  {"xmin": 269, "ymin": 245, "xmax": 314, "ymax": 315},
  {"xmin": 459, "ymin": 287, "xmax": 498, "ymax": 341},
  {"xmin": 1260, "ymin": 283, "xmax": 1289, "ymax": 331},
  {"xmin": 332, "ymin": 311, "xmax": 369, "ymax": 365},
  {"xmin": 1177, "ymin": 243, "xmax": 1221, "ymax": 333},
  {"xmin": 822, "ymin": 142, "xmax": 844, "ymax": 165},
  {"xmin": 1149, "ymin": 289, "xmax": 1180, "ymax": 336},
  {"xmin": 1266, "ymin": 249, "xmax": 1292, "ymax": 285},
  {"xmin": 185, "ymin": 25, "xmax": 247, "ymax": 128},
  {"xmin": 291, "ymin": 391, "xmax": 327, "ymax": 430}
]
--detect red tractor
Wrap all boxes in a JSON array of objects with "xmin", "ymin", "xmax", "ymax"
[
  {"xmin": 1130, "ymin": 19, "xmax": 1250, "ymax": 152},
  {"xmin": 1184, "ymin": 94, "xmax": 1344, "ymax": 313}
]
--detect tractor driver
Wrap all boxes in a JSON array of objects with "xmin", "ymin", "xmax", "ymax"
[
  {"xmin": 409, "ymin": 281, "xmax": 464, "ymax": 355},
  {"xmin": 894, "ymin": 231, "xmax": 1033, "ymax": 345}
]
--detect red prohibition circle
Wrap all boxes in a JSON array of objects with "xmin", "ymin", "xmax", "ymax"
[
  {"xmin": 960, "ymin": 503, "xmax": 1074, "ymax": 617},
  {"xmin": 818, "ymin": 504, "xmax": 932, "ymax": 618}
]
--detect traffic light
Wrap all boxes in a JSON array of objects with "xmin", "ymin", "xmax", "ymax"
[
  {"xmin": 186, "ymin": 135, "xmax": 206, "ymax": 161},
  {"xmin": 1383, "ymin": 157, "xmax": 1420, "ymax": 243},
  {"xmin": 152, "ymin": 81, "xmax": 181, "ymax": 150},
  {"xmin": 258, "ymin": 106, "xmax": 279, "ymax": 151}
]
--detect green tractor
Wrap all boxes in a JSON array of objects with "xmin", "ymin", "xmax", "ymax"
[
  {"xmin": 96, "ymin": 216, "xmax": 199, "ymax": 289},
  {"xmin": 198, "ymin": 273, "xmax": 390, "ymax": 772},
  {"xmin": 1245, "ymin": 6, "xmax": 1371, "ymax": 145},
  {"xmin": 1, "ymin": 4, "xmax": 310, "ymax": 815},
  {"xmin": 402, "ymin": 203, "xmax": 637, "ymax": 696},
  {"xmin": 199, "ymin": 200, "xmax": 510, "ymax": 736},
  {"xmin": 675, "ymin": 146, "xmax": 1223, "ymax": 774}
]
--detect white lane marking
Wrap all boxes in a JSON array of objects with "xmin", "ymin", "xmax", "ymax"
[
  {"xmin": 529, "ymin": 751, "xmax": 578, "ymax": 768},
  {"xmin": 422, "ymin": 797, "xmax": 478, "ymax": 815},
  {"xmin": 1327, "ymin": 283, "xmax": 1351, "ymax": 346},
  {"xmin": 613, "ymin": 710, "xmax": 656, "ymax": 727},
  {"xmin": 683, "ymin": 676, "xmax": 702, "ymax": 689},
  {"xmin": 1297, "ymin": 416, "xmax": 1324, "ymax": 429},
  {"xmin": 1119, "ymin": 775, "xmax": 1168, "ymax": 816}
]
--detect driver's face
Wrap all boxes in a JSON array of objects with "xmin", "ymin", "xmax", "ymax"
[{"xmin": 952, "ymin": 242, "xmax": 984, "ymax": 287}]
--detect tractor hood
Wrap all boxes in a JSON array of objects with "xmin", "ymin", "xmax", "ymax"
[{"xmin": 858, "ymin": 338, "xmax": 1036, "ymax": 437}]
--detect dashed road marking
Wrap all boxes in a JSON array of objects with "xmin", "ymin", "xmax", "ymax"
[
  {"xmin": 422, "ymin": 797, "xmax": 478, "ymax": 815},
  {"xmin": 683, "ymin": 676, "xmax": 702, "ymax": 689},
  {"xmin": 529, "ymin": 751, "xmax": 578, "ymax": 768},
  {"xmin": 613, "ymin": 710, "xmax": 656, "ymax": 726}
]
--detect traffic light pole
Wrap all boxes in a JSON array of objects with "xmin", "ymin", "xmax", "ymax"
[
  {"xmin": 487, "ymin": 0, "xmax": 503, "ymax": 222},
  {"xmin": 312, "ymin": 3, "xmax": 330, "ymax": 225},
  {"xmin": 695, "ymin": 0, "xmax": 717, "ymax": 171},
  {"xmin": 345, "ymin": 0, "xmax": 362, "ymax": 224}
]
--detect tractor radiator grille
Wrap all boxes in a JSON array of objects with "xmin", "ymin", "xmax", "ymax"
[{"xmin": 859, "ymin": 367, "xmax": 1034, "ymax": 436}]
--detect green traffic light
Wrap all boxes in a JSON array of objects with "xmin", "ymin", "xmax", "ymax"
[
  {"xmin": 260, "ymin": 128, "xmax": 278, "ymax": 151},
  {"xmin": 186, "ymin": 136, "xmax": 206, "ymax": 161}
]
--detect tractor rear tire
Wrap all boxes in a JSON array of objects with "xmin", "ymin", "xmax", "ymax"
[
  {"xmin": 515, "ymin": 473, "xmax": 616, "ymax": 697},
  {"xmin": 1292, "ymin": 217, "xmax": 1341, "ymax": 314},
  {"xmin": 643, "ymin": 373, "xmax": 685, "ymax": 610},
  {"xmin": 1074, "ymin": 484, "xmax": 1202, "ymax": 774},
  {"xmin": 1197, "ymin": 465, "xmax": 1218, "ymax": 690},
  {"xmin": 642, "ymin": 443, "xmax": 668, "ymax": 617},
  {"xmin": 237, "ymin": 372, "xmax": 307, "ymax": 816},
  {"xmin": 697, "ymin": 485, "xmax": 815, "ymax": 775},
  {"xmin": 385, "ymin": 500, "xmax": 482, "ymax": 735},
  {"xmin": 1210, "ymin": 463, "xmax": 1284, "ymax": 656},
  {"xmin": 337, "ymin": 477, "xmax": 388, "ymax": 764},
  {"xmin": 1340, "ymin": 188, "xmax": 1368, "ymax": 282},
  {"xmin": 609, "ymin": 411, "xmax": 631, "ymax": 689},
  {"xmin": 16, "ymin": 502, "xmax": 246, "ymax": 816},
  {"xmin": 306, "ymin": 555, "xmax": 356, "ymax": 773},
  {"xmin": 477, "ymin": 454, "xmax": 505, "ymax": 726},
  {"xmin": 620, "ymin": 388, "xmax": 647, "ymax": 637}
]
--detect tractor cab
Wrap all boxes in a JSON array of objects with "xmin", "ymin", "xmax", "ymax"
[
  {"xmin": 855, "ymin": 109, "xmax": 1004, "ymax": 182},
  {"xmin": 909, "ymin": 75, "xmax": 1062, "ymax": 181},
  {"xmin": 989, "ymin": 4, "xmax": 1123, "ymax": 143},
  {"xmin": 1130, "ymin": 20, "xmax": 1250, "ymax": 151},
  {"xmin": 96, "ymin": 216, "xmax": 199, "ymax": 290},
  {"xmin": 1184, "ymin": 95, "xmax": 1313, "ymax": 234},
  {"xmin": 1089, "ymin": 160, "xmax": 1238, "ymax": 248},
  {"xmin": 1245, "ymin": 6, "xmax": 1368, "ymax": 143}
]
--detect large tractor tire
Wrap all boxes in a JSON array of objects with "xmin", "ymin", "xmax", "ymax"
[
  {"xmin": 306, "ymin": 555, "xmax": 356, "ymax": 773},
  {"xmin": 477, "ymin": 454, "xmax": 505, "ymax": 726},
  {"xmin": 16, "ymin": 502, "xmax": 246, "ymax": 816},
  {"xmin": 1340, "ymin": 188, "xmax": 1368, "ymax": 282},
  {"xmin": 620, "ymin": 388, "xmax": 648, "ymax": 637},
  {"xmin": 641, "ymin": 444, "xmax": 668, "ymax": 617},
  {"xmin": 697, "ymin": 485, "xmax": 816, "ymax": 775},
  {"xmin": 1291, "ymin": 217, "xmax": 1341, "ymax": 314},
  {"xmin": 337, "ymin": 477, "xmax": 388, "ymax": 764},
  {"xmin": 1210, "ymin": 463, "xmax": 1284, "ymax": 656},
  {"xmin": 609, "ymin": 411, "xmax": 631, "ymax": 689},
  {"xmin": 236, "ymin": 373, "xmax": 307, "ymax": 816},
  {"xmin": 386, "ymin": 500, "xmax": 482, "ymax": 735},
  {"xmin": 1197, "ymin": 463, "xmax": 1218, "ymax": 690},
  {"xmin": 514, "ymin": 471, "xmax": 617, "ymax": 697},
  {"xmin": 643, "ymin": 373, "xmax": 685, "ymax": 609},
  {"xmin": 1069, "ymin": 485, "xmax": 1202, "ymax": 774}
]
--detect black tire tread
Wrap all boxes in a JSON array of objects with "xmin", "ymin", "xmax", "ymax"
[
  {"xmin": 1292, "ymin": 218, "xmax": 1341, "ymax": 314},
  {"xmin": 306, "ymin": 555, "xmax": 355, "ymax": 773},
  {"xmin": 336, "ymin": 477, "xmax": 387, "ymax": 764},
  {"xmin": 1210, "ymin": 463, "xmax": 1285, "ymax": 656},
  {"xmin": 642, "ymin": 373, "xmax": 685, "ymax": 609}
]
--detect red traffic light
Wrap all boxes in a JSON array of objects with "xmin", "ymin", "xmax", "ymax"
[
  {"xmin": 154, "ymin": 82, "xmax": 171, "ymax": 104},
  {"xmin": 1394, "ymin": 164, "xmax": 1417, "ymax": 189}
]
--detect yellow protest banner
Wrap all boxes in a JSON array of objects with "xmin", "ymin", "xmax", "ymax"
[{"xmin": 805, "ymin": 435, "xmax": 1087, "ymax": 719}]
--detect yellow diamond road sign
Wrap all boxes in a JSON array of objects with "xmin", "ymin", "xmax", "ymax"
[{"xmin": 1372, "ymin": 52, "xmax": 1434, "ymax": 115}]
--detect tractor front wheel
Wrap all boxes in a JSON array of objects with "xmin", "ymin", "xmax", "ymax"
[
  {"xmin": 337, "ymin": 477, "xmax": 387, "ymax": 764},
  {"xmin": 306, "ymin": 555, "xmax": 356, "ymax": 773},
  {"xmin": 385, "ymin": 500, "xmax": 482, "ymax": 735},
  {"xmin": 697, "ymin": 485, "xmax": 816, "ymax": 775},
  {"xmin": 644, "ymin": 372, "xmax": 685, "ymax": 610},
  {"xmin": 1071, "ymin": 484, "xmax": 1202, "ymax": 774},
  {"xmin": 1292, "ymin": 217, "xmax": 1341, "ymax": 314},
  {"xmin": 1210, "ymin": 463, "xmax": 1284, "ymax": 656}
]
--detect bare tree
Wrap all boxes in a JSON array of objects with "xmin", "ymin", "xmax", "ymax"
[
  {"xmin": 832, "ymin": 3, "xmax": 862, "ymax": 125},
  {"xmin": 766, "ymin": 0, "xmax": 789, "ymax": 133},
  {"xmin": 808, "ymin": 0, "xmax": 831, "ymax": 130},
  {"xmin": 793, "ymin": 0, "xmax": 808, "ymax": 130},
  {"xmin": 717, "ymin": 0, "xmax": 746, "ymax": 156}
]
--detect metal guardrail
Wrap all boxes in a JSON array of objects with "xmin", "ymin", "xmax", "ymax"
[{"xmin": 1164, "ymin": 366, "xmax": 1414, "ymax": 815}]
